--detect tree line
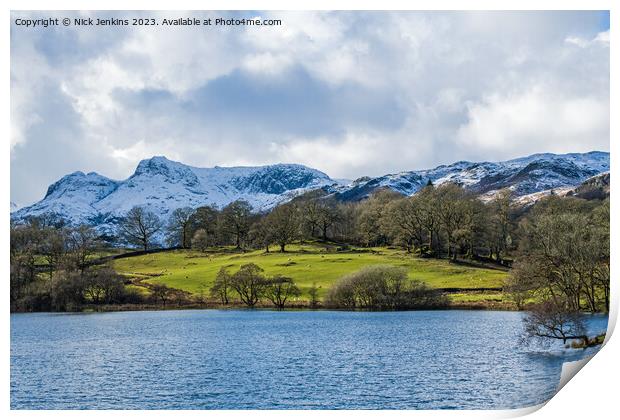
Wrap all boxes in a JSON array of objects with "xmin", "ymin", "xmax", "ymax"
[{"xmin": 117, "ymin": 183, "xmax": 518, "ymax": 264}]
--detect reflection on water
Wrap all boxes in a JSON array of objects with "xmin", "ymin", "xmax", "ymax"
[{"xmin": 10, "ymin": 310, "xmax": 607, "ymax": 409}]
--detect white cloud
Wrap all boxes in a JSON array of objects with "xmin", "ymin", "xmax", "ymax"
[
  {"xmin": 242, "ymin": 52, "xmax": 293, "ymax": 76},
  {"xmin": 270, "ymin": 132, "xmax": 383, "ymax": 179},
  {"xmin": 456, "ymin": 87, "xmax": 609, "ymax": 157},
  {"xmin": 595, "ymin": 30, "xmax": 610, "ymax": 44},
  {"xmin": 566, "ymin": 30, "xmax": 610, "ymax": 48},
  {"xmin": 10, "ymin": 11, "xmax": 610, "ymax": 206}
]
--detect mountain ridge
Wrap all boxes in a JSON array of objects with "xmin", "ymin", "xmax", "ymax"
[{"xmin": 12, "ymin": 151, "xmax": 610, "ymax": 236}]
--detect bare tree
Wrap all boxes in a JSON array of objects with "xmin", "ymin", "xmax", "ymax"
[
  {"xmin": 119, "ymin": 206, "xmax": 162, "ymax": 251},
  {"xmin": 192, "ymin": 229, "xmax": 210, "ymax": 252},
  {"xmin": 82, "ymin": 267, "xmax": 125, "ymax": 304},
  {"xmin": 488, "ymin": 189, "xmax": 513, "ymax": 262},
  {"xmin": 150, "ymin": 283, "xmax": 175, "ymax": 307},
  {"xmin": 167, "ymin": 207, "xmax": 195, "ymax": 248},
  {"xmin": 264, "ymin": 275, "xmax": 301, "ymax": 309},
  {"xmin": 191, "ymin": 205, "xmax": 219, "ymax": 245},
  {"xmin": 317, "ymin": 201, "xmax": 341, "ymax": 241},
  {"xmin": 210, "ymin": 267, "xmax": 232, "ymax": 304},
  {"xmin": 325, "ymin": 265, "xmax": 447, "ymax": 310},
  {"xmin": 66, "ymin": 225, "xmax": 99, "ymax": 271},
  {"xmin": 383, "ymin": 198, "xmax": 425, "ymax": 253},
  {"xmin": 523, "ymin": 300, "xmax": 587, "ymax": 345},
  {"xmin": 414, "ymin": 185, "xmax": 440, "ymax": 256},
  {"xmin": 434, "ymin": 183, "xmax": 471, "ymax": 260},
  {"xmin": 300, "ymin": 198, "xmax": 322, "ymax": 238},
  {"xmin": 356, "ymin": 190, "xmax": 400, "ymax": 247},
  {"xmin": 249, "ymin": 217, "xmax": 273, "ymax": 253},
  {"xmin": 516, "ymin": 197, "xmax": 609, "ymax": 312},
  {"xmin": 308, "ymin": 282, "xmax": 321, "ymax": 308},
  {"xmin": 219, "ymin": 200, "xmax": 252, "ymax": 250},
  {"xmin": 40, "ymin": 227, "xmax": 67, "ymax": 279},
  {"xmin": 265, "ymin": 203, "xmax": 299, "ymax": 252},
  {"xmin": 229, "ymin": 263, "xmax": 266, "ymax": 307}
]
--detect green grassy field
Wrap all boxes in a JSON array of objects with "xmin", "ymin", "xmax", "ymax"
[{"xmin": 113, "ymin": 244, "xmax": 508, "ymax": 302}]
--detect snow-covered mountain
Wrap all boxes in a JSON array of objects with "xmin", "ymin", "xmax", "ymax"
[
  {"xmin": 333, "ymin": 151, "xmax": 609, "ymax": 201},
  {"xmin": 511, "ymin": 171, "xmax": 611, "ymax": 206},
  {"xmin": 11, "ymin": 157, "xmax": 337, "ymax": 235},
  {"xmin": 566, "ymin": 171, "xmax": 610, "ymax": 200},
  {"xmin": 11, "ymin": 151, "xmax": 609, "ymax": 236}
]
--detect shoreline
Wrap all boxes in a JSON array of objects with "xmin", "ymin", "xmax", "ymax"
[{"xmin": 11, "ymin": 300, "xmax": 520, "ymax": 314}]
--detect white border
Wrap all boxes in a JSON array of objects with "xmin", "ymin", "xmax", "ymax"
[{"xmin": 2, "ymin": 1, "xmax": 616, "ymax": 419}]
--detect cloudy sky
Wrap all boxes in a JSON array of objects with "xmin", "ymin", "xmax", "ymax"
[{"xmin": 11, "ymin": 11, "xmax": 610, "ymax": 207}]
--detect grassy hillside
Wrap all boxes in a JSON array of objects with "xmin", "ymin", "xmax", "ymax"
[{"xmin": 113, "ymin": 243, "xmax": 508, "ymax": 303}]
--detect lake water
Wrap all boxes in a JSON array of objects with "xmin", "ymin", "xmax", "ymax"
[{"xmin": 10, "ymin": 310, "xmax": 607, "ymax": 410}]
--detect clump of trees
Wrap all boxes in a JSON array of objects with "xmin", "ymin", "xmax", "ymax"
[
  {"xmin": 48, "ymin": 266, "xmax": 140, "ymax": 311},
  {"xmin": 504, "ymin": 196, "xmax": 610, "ymax": 344},
  {"xmin": 326, "ymin": 265, "xmax": 448, "ymax": 310},
  {"xmin": 210, "ymin": 263, "xmax": 302, "ymax": 309},
  {"xmin": 229, "ymin": 263, "xmax": 267, "ymax": 307},
  {"xmin": 149, "ymin": 282, "xmax": 191, "ymax": 307},
  {"xmin": 10, "ymin": 216, "xmax": 142, "ymax": 312},
  {"xmin": 264, "ymin": 275, "xmax": 301, "ymax": 309}
]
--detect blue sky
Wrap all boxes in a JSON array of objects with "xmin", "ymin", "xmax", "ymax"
[{"xmin": 10, "ymin": 11, "xmax": 610, "ymax": 207}]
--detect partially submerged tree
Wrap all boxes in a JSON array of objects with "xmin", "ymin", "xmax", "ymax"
[{"xmin": 523, "ymin": 300, "xmax": 587, "ymax": 345}]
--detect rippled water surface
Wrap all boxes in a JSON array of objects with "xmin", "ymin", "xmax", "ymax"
[{"xmin": 10, "ymin": 310, "xmax": 607, "ymax": 409}]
